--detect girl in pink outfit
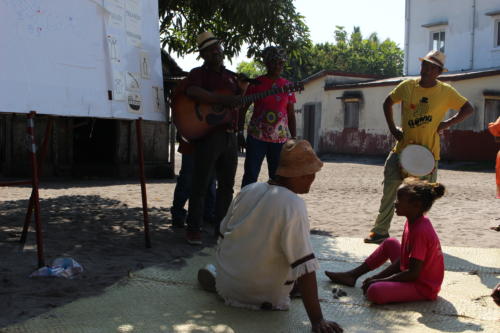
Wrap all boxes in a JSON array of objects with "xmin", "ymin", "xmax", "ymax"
[{"xmin": 325, "ymin": 179, "xmax": 445, "ymax": 304}]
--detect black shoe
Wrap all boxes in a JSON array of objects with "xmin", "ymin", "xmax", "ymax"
[
  {"xmin": 197, "ymin": 264, "xmax": 216, "ymax": 292},
  {"xmin": 171, "ymin": 220, "xmax": 185, "ymax": 229},
  {"xmin": 171, "ymin": 216, "xmax": 186, "ymax": 229},
  {"xmin": 364, "ymin": 232, "xmax": 389, "ymax": 244}
]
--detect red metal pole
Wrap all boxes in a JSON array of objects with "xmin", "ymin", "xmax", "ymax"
[
  {"xmin": 27, "ymin": 111, "xmax": 45, "ymax": 267},
  {"xmin": 21, "ymin": 118, "xmax": 53, "ymax": 244},
  {"xmin": 135, "ymin": 118, "xmax": 151, "ymax": 248}
]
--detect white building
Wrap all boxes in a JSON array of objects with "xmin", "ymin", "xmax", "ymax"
[
  {"xmin": 405, "ymin": 0, "xmax": 500, "ymax": 75},
  {"xmin": 296, "ymin": 0, "xmax": 500, "ymax": 161}
]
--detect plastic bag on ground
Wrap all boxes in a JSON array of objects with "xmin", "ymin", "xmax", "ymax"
[{"xmin": 29, "ymin": 257, "xmax": 84, "ymax": 279}]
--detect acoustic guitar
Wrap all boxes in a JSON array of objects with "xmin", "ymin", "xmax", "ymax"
[{"xmin": 172, "ymin": 80, "xmax": 304, "ymax": 140}]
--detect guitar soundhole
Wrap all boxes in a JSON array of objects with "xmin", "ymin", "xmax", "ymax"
[{"xmin": 206, "ymin": 113, "xmax": 226, "ymax": 125}]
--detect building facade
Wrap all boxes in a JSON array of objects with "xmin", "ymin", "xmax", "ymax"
[
  {"xmin": 405, "ymin": 0, "xmax": 500, "ymax": 75},
  {"xmin": 295, "ymin": 0, "xmax": 500, "ymax": 161}
]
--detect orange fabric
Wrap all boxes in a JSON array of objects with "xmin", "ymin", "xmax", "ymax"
[{"xmin": 488, "ymin": 116, "xmax": 500, "ymax": 137}]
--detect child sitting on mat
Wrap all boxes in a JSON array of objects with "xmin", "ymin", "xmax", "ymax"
[{"xmin": 325, "ymin": 179, "xmax": 445, "ymax": 304}]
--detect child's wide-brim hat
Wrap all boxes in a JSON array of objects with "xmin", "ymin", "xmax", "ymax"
[
  {"xmin": 275, "ymin": 140, "xmax": 323, "ymax": 178},
  {"xmin": 488, "ymin": 116, "xmax": 500, "ymax": 137}
]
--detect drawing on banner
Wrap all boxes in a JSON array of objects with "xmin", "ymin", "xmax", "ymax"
[
  {"xmin": 128, "ymin": 93, "xmax": 142, "ymax": 114},
  {"xmin": 125, "ymin": 0, "xmax": 142, "ymax": 47},
  {"xmin": 140, "ymin": 51, "xmax": 150, "ymax": 79},
  {"xmin": 112, "ymin": 71, "xmax": 126, "ymax": 101},
  {"xmin": 126, "ymin": 72, "xmax": 140, "ymax": 91},
  {"xmin": 153, "ymin": 86, "xmax": 165, "ymax": 113},
  {"xmin": 104, "ymin": 0, "xmax": 125, "ymax": 29},
  {"xmin": 106, "ymin": 35, "xmax": 121, "ymax": 63}
]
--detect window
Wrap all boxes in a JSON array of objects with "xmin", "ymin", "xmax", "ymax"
[
  {"xmin": 485, "ymin": 99, "xmax": 500, "ymax": 126},
  {"xmin": 431, "ymin": 31, "xmax": 445, "ymax": 52},
  {"xmin": 343, "ymin": 101, "xmax": 359, "ymax": 129}
]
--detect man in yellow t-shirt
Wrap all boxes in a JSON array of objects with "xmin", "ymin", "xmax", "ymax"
[{"xmin": 365, "ymin": 50, "xmax": 474, "ymax": 244}]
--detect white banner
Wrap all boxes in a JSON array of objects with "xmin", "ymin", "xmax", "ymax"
[{"xmin": 0, "ymin": 0, "xmax": 165, "ymax": 121}]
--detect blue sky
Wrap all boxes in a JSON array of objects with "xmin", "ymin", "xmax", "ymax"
[{"xmin": 172, "ymin": 0, "xmax": 406, "ymax": 72}]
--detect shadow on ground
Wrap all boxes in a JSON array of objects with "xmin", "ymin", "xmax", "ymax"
[
  {"xmin": 0, "ymin": 194, "xmax": 215, "ymax": 328},
  {"xmin": 0, "ymin": 178, "xmax": 176, "ymax": 191}
]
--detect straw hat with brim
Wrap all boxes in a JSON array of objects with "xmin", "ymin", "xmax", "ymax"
[
  {"xmin": 419, "ymin": 50, "xmax": 448, "ymax": 72},
  {"xmin": 197, "ymin": 31, "xmax": 220, "ymax": 51},
  {"xmin": 275, "ymin": 140, "xmax": 323, "ymax": 178},
  {"xmin": 488, "ymin": 116, "xmax": 500, "ymax": 137}
]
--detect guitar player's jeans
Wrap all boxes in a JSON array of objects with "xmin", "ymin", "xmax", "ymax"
[
  {"xmin": 171, "ymin": 152, "xmax": 216, "ymax": 226},
  {"xmin": 187, "ymin": 130, "xmax": 238, "ymax": 233},
  {"xmin": 241, "ymin": 135, "xmax": 284, "ymax": 188}
]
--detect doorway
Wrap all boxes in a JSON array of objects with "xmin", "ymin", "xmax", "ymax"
[{"xmin": 303, "ymin": 103, "xmax": 321, "ymax": 150}]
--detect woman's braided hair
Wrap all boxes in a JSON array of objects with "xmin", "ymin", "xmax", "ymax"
[{"xmin": 398, "ymin": 178, "xmax": 446, "ymax": 213}]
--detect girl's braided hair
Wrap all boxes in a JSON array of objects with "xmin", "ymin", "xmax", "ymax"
[{"xmin": 398, "ymin": 178, "xmax": 446, "ymax": 212}]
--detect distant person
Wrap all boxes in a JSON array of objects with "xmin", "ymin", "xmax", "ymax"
[
  {"xmin": 365, "ymin": 50, "xmax": 474, "ymax": 244},
  {"xmin": 170, "ymin": 134, "xmax": 216, "ymax": 228},
  {"xmin": 327, "ymin": 179, "xmax": 445, "ymax": 305},
  {"xmin": 197, "ymin": 140, "xmax": 343, "ymax": 333},
  {"xmin": 487, "ymin": 118, "xmax": 500, "ymax": 305},
  {"xmin": 161, "ymin": 50, "xmax": 215, "ymax": 229},
  {"xmin": 487, "ymin": 116, "xmax": 500, "ymax": 199},
  {"xmin": 239, "ymin": 46, "xmax": 297, "ymax": 187}
]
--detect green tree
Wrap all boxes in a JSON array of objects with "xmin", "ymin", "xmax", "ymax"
[
  {"xmin": 158, "ymin": 0, "xmax": 311, "ymax": 59},
  {"xmin": 236, "ymin": 60, "xmax": 266, "ymax": 78},
  {"xmin": 283, "ymin": 26, "xmax": 404, "ymax": 81}
]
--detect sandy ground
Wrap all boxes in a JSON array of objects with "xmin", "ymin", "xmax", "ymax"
[{"xmin": 1, "ymin": 152, "xmax": 499, "ymax": 328}]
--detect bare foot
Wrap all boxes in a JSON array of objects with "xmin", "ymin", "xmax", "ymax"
[{"xmin": 324, "ymin": 271, "xmax": 357, "ymax": 287}]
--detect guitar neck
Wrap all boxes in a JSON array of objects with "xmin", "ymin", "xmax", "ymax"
[{"xmin": 241, "ymin": 86, "xmax": 287, "ymax": 105}]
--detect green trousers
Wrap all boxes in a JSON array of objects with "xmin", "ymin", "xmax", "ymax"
[{"xmin": 371, "ymin": 151, "xmax": 438, "ymax": 235}]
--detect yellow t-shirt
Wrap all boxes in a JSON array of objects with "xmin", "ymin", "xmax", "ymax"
[{"xmin": 391, "ymin": 79, "xmax": 467, "ymax": 160}]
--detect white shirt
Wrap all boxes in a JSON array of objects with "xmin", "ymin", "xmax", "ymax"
[{"xmin": 215, "ymin": 182, "xmax": 319, "ymax": 310}]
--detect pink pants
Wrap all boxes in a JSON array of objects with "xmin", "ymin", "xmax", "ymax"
[{"xmin": 364, "ymin": 238, "xmax": 428, "ymax": 304}]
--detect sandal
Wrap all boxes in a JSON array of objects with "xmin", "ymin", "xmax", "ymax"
[{"xmin": 363, "ymin": 232, "xmax": 389, "ymax": 244}]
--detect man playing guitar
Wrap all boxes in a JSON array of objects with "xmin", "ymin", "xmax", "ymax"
[{"xmin": 181, "ymin": 31, "xmax": 245, "ymax": 245}]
